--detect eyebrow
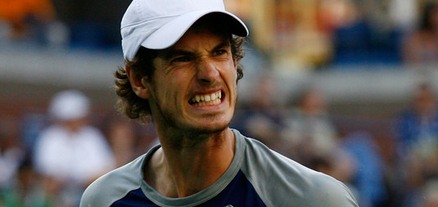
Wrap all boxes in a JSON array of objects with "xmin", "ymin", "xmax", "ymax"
[
  {"xmin": 160, "ymin": 50, "xmax": 193, "ymax": 61},
  {"xmin": 159, "ymin": 39, "xmax": 231, "ymax": 61}
]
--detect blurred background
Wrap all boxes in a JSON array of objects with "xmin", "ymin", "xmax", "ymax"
[{"xmin": 1, "ymin": 0, "xmax": 438, "ymax": 206}]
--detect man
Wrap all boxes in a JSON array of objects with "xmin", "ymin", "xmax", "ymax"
[
  {"xmin": 35, "ymin": 90, "xmax": 114, "ymax": 206},
  {"xmin": 80, "ymin": 0, "xmax": 359, "ymax": 206}
]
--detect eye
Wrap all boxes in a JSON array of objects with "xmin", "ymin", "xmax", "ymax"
[
  {"xmin": 214, "ymin": 48, "xmax": 229, "ymax": 57},
  {"xmin": 171, "ymin": 55, "xmax": 193, "ymax": 63}
]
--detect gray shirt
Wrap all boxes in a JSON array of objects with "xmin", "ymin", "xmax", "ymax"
[{"xmin": 80, "ymin": 129, "xmax": 358, "ymax": 207}]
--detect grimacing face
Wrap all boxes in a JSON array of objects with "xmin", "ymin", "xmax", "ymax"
[{"xmin": 135, "ymin": 26, "xmax": 239, "ymax": 135}]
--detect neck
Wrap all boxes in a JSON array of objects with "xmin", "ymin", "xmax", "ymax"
[{"xmin": 145, "ymin": 128, "xmax": 235, "ymax": 198}]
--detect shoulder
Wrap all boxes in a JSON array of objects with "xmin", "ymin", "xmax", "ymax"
[
  {"xmin": 236, "ymin": 132, "xmax": 358, "ymax": 206},
  {"xmin": 303, "ymin": 172, "xmax": 359, "ymax": 206},
  {"xmin": 79, "ymin": 126, "xmax": 107, "ymax": 139},
  {"xmin": 38, "ymin": 125, "xmax": 65, "ymax": 139},
  {"xmin": 35, "ymin": 125, "xmax": 68, "ymax": 150},
  {"xmin": 80, "ymin": 155, "xmax": 146, "ymax": 207}
]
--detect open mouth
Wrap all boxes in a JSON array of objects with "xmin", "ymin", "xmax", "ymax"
[{"xmin": 189, "ymin": 91, "xmax": 222, "ymax": 106}]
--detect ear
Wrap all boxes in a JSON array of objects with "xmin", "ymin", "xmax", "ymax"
[{"xmin": 126, "ymin": 66, "xmax": 150, "ymax": 99}]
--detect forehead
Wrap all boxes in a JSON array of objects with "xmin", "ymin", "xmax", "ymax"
[
  {"xmin": 154, "ymin": 14, "xmax": 233, "ymax": 58},
  {"xmin": 176, "ymin": 27, "xmax": 229, "ymax": 46},
  {"xmin": 159, "ymin": 20, "xmax": 231, "ymax": 54}
]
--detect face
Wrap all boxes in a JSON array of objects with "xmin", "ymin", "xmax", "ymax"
[{"xmin": 142, "ymin": 27, "xmax": 238, "ymax": 135}]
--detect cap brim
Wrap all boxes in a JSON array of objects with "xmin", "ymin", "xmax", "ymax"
[{"xmin": 140, "ymin": 10, "xmax": 248, "ymax": 50}]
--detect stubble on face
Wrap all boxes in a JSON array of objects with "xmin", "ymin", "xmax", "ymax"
[{"xmin": 145, "ymin": 29, "xmax": 238, "ymax": 144}]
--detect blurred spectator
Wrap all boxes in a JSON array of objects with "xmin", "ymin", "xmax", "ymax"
[
  {"xmin": 320, "ymin": 0, "xmax": 401, "ymax": 65},
  {"xmin": 402, "ymin": 1, "xmax": 438, "ymax": 64},
  {"xmin": 395, "ymin": 83, "xmax": 438, "ymax": 160},
  {"xmin": 33, "ymin": 90, "xmax": 114, "ymax": 207},
  {"xmin": 307, "ymin": 143, "xmax": 358, "ymax": 203},
  {"xmin": 50, "ymin": 0, "xmax": 130, "ymax": 50},
  {"xmin": 389, "ymin": 0, "xmax": 419, "ymax": 33},
  {"xmin": 280, "ymin": 86, "xmax": 366, "ymax": 203},
  {"xmin": 231, "ymin": 73, "xmax": 284, "ymax": 151},
  {"xmin": 309, "ymin": 145, "xmax": 357, "ymax": 186},
  {"xmin": 0, "ymin": 119, "xmax": 24, "ymax": 191},
  {"xmin": 0, "ymin": 0, "xmax": 56, "ymax": 42},
  {"xmin": 318, "ymin": 0, "xmax": 370, "ymax": 65},
  {"xmin": 1, "ymin": 155, "xmax": 52, "ymax": 207},
  {"xmin": 103, "ymin": 116, "xmax": 136, "ymax": 167},
  {"xmin": 280, "ymin": 87, "xmax": 339, "ymax": 163},
  {"xmin": 407, "ymin": 179, "xmax": 438, "ymax": 207},
  {"xmin": 342, "ymin": 131, "xmax": 388, "ymax": 207},
  {"xmin": 136, "ymin": 122, "xmax": 160, "ymax": 155},
  {"xmin": 20, "ymin": 113, "xmax": 47, "ymax": 155},
  {"xmin": 101, "ymin": 113, "xmax": 160, "ymax": 166},
  {"xmin": 395, "ymin": 82, "xmax": 438, "ymax": 206},
  {"xmin": 421, "ymin": 180, "xmax": 438, "ymax": 207}
]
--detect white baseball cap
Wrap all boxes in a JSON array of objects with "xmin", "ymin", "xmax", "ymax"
[
  {"xmin": 121, "ymin": 0, "xmax": 249, "ymax": 60},
  {"xmin": 49, "ymin": 90, "xmax": 90, "ymax": 121}
]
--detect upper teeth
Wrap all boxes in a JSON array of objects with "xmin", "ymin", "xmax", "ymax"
[{"xmin": 191, "ymin": 91, "xmax": 221, "ymax": 103}]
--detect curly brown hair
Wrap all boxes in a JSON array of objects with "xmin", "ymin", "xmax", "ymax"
[{"xmin": 114, "ymin": 35, "xmax": 246, "ymax": 123}]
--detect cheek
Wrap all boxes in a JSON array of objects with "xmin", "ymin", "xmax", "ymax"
[
  {"xmin": 224, "ymin": 61, "xmax": 238, "ymax": 81},
  {"xmin": 154, "ymin": 84, "xmax": 176, "ymax": 104},
  {"xmin": 232, "ymin": 66, "xmax": 239, "ymax": 86},
  {"xmin": 155, "ymin": 75, "xmax": 188, "ymax": 105}
]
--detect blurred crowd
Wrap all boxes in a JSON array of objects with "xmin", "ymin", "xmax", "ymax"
[
  {"xmin": 1, "ymin": 0, "xmax": 438, "ymax": 207},
  {"xmin": 0, "ymin": 90, "xmax": 159, "ymax": 207},
  {"xmin": 2, "ymin": 80, "xmax": 437, "ymax": 207},
  {"xmin": 232, "ymin": 79, "xmax": 438, "ymax": 207},
  {"xmin": 0, "ymin": 0, "xmax": 129, "ymax": 50},
  {"xmin": 0, "ymin": 0, "xmax": 437, "ymax": 66}
]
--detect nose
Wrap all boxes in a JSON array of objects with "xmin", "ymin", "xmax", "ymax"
[{"xmin": 196, "ymin": 59, "xmax": 220, "ymax": 84}]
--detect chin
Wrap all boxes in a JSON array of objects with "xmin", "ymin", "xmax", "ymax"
[{"xmin": 187, "ymin": 120, "xmax": 230, "ymax": 135}]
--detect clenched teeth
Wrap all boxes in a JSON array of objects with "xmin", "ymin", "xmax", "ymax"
[{"xmin": 190, "ymin": 91, "xmax": 222, "ymax": 106}]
